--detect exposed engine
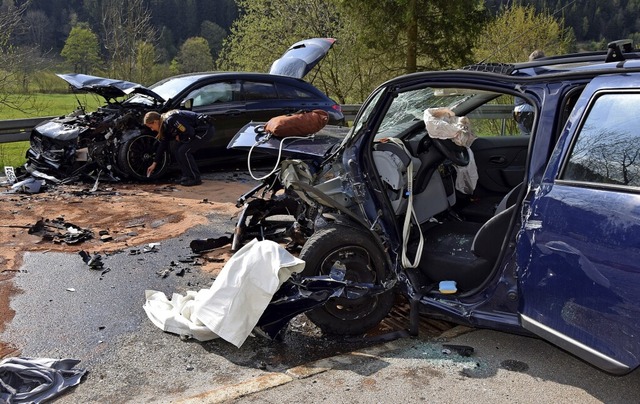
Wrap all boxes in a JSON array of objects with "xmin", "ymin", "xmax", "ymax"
[{"xmin": 26, "ymin": 104, "xmax": 150, "ymax": 182}]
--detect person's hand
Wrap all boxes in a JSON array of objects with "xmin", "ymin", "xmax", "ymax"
[{"xmin": 147, "ymin": 162, "xmax": 157, "ymax": 178}]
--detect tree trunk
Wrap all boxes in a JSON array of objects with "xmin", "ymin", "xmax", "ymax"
[{"xmin": 406, "ymin": 0, "xmax": 418, "ymax": 73}]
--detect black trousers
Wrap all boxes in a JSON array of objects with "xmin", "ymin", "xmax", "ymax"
[{"xmin": 174, "ymin": 125, "xmax": 214, "ymax": 180}]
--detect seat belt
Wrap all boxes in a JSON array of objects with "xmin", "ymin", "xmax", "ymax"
[{"xmin": 385, "ymin": 138, "xmax": 424, "ymax": 268}]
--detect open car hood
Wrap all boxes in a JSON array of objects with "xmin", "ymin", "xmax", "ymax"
[
  {"xmin": 227, "ymin": 123, "xmax": 348, "ymax": 161},
  {"xmin": 269, "ymin": 38, "xmax": 336, "ymax": 79},
  {"xmin": 56, "ymin": 73, "xmax": 165, "ymax": 103}
]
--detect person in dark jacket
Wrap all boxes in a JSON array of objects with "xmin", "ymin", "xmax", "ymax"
[{"xmin": 144, "ymin": 110, "xmax": 214, "ymax": 186}]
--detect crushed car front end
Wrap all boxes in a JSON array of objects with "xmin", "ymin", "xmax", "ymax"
[
  {"xmin": 25, "ymin": 73, "xmax": 167, "ymax": 182},
  {"xmin": 27, "ymin": 105, "xmax": 144, "ymax": 181}
]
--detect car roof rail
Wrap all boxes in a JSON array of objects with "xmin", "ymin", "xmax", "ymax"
[
  {"xmin": 605, "ymin": 39, "xmax": 634, "ymax": 62},
  {"xmin": 462, "ymin": 39, "xmax": 640, "ymax": 75}
]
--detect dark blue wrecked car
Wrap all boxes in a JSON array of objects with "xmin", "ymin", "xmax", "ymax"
[{"xmin": 231, "ymin": 40, "xmax": 640, "ymax": 375}]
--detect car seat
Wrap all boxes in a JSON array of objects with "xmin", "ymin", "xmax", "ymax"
[{"xmin": 416, "ymin": 197, "xmax": 517, "ymax": 292}]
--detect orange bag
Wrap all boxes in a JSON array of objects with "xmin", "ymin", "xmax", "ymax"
[{"xmin": 264, "ymin": 109, "xmax": 329, "ymax": 138}]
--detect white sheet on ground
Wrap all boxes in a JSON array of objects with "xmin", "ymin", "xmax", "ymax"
[
  {"xmin": 143, "ymin": 239, "xmax": 305, "ymax": 347},
  {"xmin": 143, "ymin": 289, "xmax": 217, "ymax": 341}
]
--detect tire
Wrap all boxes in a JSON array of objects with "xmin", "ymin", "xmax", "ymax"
[
  {"xmin": 299, "ymin": 224, "xmax": 395, "ymax": 335},
  {"xmin": 117, "ymin": 134, "xmax": 169, "ymax": 181}
]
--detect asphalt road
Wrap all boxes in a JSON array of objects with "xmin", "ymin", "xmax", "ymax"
[{"xmin": 0, "ymin": 216, "xmax": 388, "ymax": 403}]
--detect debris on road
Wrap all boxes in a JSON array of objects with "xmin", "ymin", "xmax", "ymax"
[
  {"xmin": 189, "ymin": 235, "xmax": 232, "ymax": 253},
  {"xmin": 3, "ymin": 166, "xmax": 17, "ymax": 184},
  {"xmin": 6, "ymin": 177, "xmax": 46, "ymax": 194},
  {"xmin": 78, "ymin": 250, "xmax": 105, "ymax": 270},
  {"xmin": 28, "ymin": 218, "xmax": 93, "ymax": 244},
  {"xmin": 442, "ymin": 344, "xmax": 474, "ymax": 357},
  {"xmin": 143, "ymin": 243, "xmax": 160, "ymax": 253}
]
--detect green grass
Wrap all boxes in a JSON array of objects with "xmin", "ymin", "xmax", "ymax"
[
  {"xmin": 0, "ymin": 93, "xmax": 104, "ymax": 119},
  {"xmin": 0, "ymin": 141, "xmax": 30, "ymax": 168},
  {"xmin": 0, "ymin": 93, "xmax": 105, "ymax": 169}
]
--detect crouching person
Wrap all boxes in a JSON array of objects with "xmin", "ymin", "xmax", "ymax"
[{"xmin": 144, "ymin": 110, "xmax": 214, "ymax": 186}]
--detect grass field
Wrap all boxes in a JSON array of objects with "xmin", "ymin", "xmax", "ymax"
[
  {"xmin": 0, "ymin": 93, "xmax": 104, "ymax": 119},
  {"xmin": 1, "ymin": 93, "xmax": 104, "ymax": 169}
]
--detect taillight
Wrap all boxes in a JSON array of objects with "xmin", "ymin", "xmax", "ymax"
[{"xmin": 331, "ymin": 104, "xmax": 342, "ymax": 112}]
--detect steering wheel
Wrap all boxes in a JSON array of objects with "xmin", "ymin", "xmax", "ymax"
[{"xmin": 431, "ymin": 138, "xmax": 470, "ymax": 166}]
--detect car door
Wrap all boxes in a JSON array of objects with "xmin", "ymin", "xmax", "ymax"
[
  {"xmin": 241, "ymin": 80, "xmax": 284, "ymax": 121},
  {"xmin": 517, "ymin": 74, "xmax": 640, "ymax": 375},
  {"xmin": 186, "ymin": 80, "xmax": 248, "ymax": 149},
  {"xmin": 461, "ymin": 98, "xmax": 531, "ymax": 221}
]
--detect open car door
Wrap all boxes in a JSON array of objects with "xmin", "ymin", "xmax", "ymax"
[{"xmin": 517, "ymin": 74, "xmax": 640, "ymax": 374}]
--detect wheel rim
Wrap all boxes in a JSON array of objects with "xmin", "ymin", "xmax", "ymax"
[
  {"xmin": 127, "ymin": 135, "xmax": 164, "ymax": 178},
  {"xmin": 318, "ymin": 245, "xmax": 381, "ymax": 321}
]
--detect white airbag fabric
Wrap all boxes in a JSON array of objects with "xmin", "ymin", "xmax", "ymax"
[
  {"xmin": 423, "ymin": 107, "xmax": 478, "ymax": 194},
  {"xmin": 143, "ymin": 239, "xmax": 305, "ymax": 347}
]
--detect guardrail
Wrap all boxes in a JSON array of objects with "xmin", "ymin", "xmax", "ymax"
[
  {"xmin": 0, "ymin": 104, "xmax": 514, "ymax": 145},
  {"xmin": 341, "ymin": 104, "xmax": 360, "ymax": 122},
  {"xmin": 0, "ymin": 107, "xmax": 363, "ymax": 146},
  {"xmin": 0, "ymin": 116, "xmax": 53, "ymax": 144}
]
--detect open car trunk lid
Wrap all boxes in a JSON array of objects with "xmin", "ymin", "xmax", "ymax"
[{"xmin": 269, "ymin": 38, "xmax": 336, "ymax": 79}]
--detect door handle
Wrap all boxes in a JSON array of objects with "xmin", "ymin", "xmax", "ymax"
[
  {"xmin": 490, "ymin": 156, "xmax": 506, "ymax": 164},
  {"xmin": 225, "ymin": 109, "xmax": 244, "ymax": 116}
]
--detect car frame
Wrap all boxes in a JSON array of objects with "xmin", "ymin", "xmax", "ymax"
[
  {"xmin": 25, "ymin": 38, "xmax": 344, "ymax": 182},
  {"xmin": 230, "ymin": 39, "xmax": 640, "ymax": 375}
]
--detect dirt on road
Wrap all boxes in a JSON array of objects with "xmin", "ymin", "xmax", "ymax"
[{"xmin": 0, "ymin": 172, "xmax": 258, "ymax": 356}]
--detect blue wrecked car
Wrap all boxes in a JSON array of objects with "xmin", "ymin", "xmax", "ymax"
[{"xmin": 230, "ymin": 40, "xmax": 640, "ymax": 375}]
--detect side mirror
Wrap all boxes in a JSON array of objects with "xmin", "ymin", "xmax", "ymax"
[{"xmin": 182, "ymin": 98, "xmax": 193, "ymax": 110}]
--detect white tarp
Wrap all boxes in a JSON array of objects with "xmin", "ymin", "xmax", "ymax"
[{"xmin": 143, "ymin": 239, "xmax": 305, "ymax": 347}]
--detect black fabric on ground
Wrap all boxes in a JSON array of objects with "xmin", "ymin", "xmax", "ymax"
[{"xmin": 0, "ymin": 357, "xmax": 86, "ymax": 403}]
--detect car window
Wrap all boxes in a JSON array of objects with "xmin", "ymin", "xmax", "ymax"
[
  {"xmin": 243, "ymin": 81, "xmax": 277, "ymax": 100},
  {"xmin": 185, "ymin": 81, "xmax": 238, "ymax": 107},
  {"xmin": 465, "ymin": 93, "xmax": 527, "ymax": 137},
  {"xmin": 275, "ymin": 83, "xmax": 315, "ymax": 99},
  {"xmin": 147, "ymin": 75, "xmax": 203, "ymax": 100},
  {"xmin": 563, "ymin": 92, "xmax": 640, "ymax": 188}
]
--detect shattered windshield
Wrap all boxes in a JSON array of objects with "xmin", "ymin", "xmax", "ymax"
[
  {"xmin": 125, "ymin": 75, "xmax": 204, "ymax": 106},
  {"xmin": 375, "ymin": 87, "xmax": 473, "ymax": 140}
]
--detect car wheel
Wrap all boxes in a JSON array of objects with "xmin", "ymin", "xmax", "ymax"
[
  {"xmin": 299, "ymin": 224, "xmax": 395, "ymax": 335},
  {"xmin": 117, "ymin": 134, "xmax": 169, "ymax": 180}
]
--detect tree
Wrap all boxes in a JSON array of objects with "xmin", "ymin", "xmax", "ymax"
[
  {"xmin": 173, "ymin": 37, "xmax": 213, "ymax": 74},
  {"xmin": 338, "ymin": 0, "xmax": 488, "ymax": 73},
  {"xmin": 472, "ymin": 4, "xmax": 575, "ymax": 63},
  {"xmin": 218, "ymin": 0, "xmax": 384, "ymax": 103},
  {"xmin": 218, "ymin": 0, "xmax": 489, "ymax": 103},
  {"xmin": 61, "ymin": 23, "xmax": 101, "ymax": 74},
  {"xmin": 23, "ymin": 9, "xmax": 53, "ymax": 54},
  {"xmin": 199, "ymin": 20, "xmax": 225, "ymax": 60},
  {"xmin": 100, "ymin": 0, "xmax": 156, "ymax": 80},
  {"xmin": 135, "ymin": 40, "xmax": 156, "ymax": 84},
  {"xmin": 0, "ymin": 0, "xmax": 44, "ymax": 113}
]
